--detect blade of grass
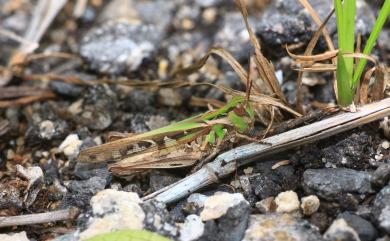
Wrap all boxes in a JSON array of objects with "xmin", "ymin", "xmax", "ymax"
[{"xmin": 353, "ymin": 0, "xmax": 390, "ymax": 89}]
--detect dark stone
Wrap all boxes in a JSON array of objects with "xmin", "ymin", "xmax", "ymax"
[
  {"xmin": 371, "ymin": 164, "xmax": 390, "ymax": 189},
  {"xmin": 320, "ymin": 131, "xmax": 373, "ymax": 169},
  {"xmin": 201, "ymin": 201, "xmax": 250, "ymax": 241},
  {"xmin": 0, "ymin": 183, "xmax": 23, "ymax": 209},
  {"xmin": 250, "ymin": 159, "xmax": 299, "ymax": 199},
  {"xmin": 75, "ymin": 85, "xmax": 117, "ymax": 131},
  {"xmin": 73, "ymin": 162, "xmax": 111, "ymax": 181},
  {"xmin": 61, "ymin": 176, "xmax": 107, "ymax": 208},
  {"xmin": 310, "ymin": 212, "xmax": 331, "ymax": 233},
  {"xmin": 372, "ymin": 186, "xmax": 390, "ymax": 235},
  {"xmin": 252, "ymin": 175, "xmax": 282, "ymax": 199},
  {"xmin": 141, "ymin": 199, "xmax": 178, "ymax": 239},
  {"xmin": 50, "ymin": 81, "xmax": 84, "ymax": 98},
  {"xmin": 24, "ymin": 103, "xmax": 69, "ymax": 147},
  {"xmin": 302, "ymin": 168, "xmax": 374, "ymax": 201},
  {"xmin": 338, "ymin": 212, "xmax": 378, "ymax": 241}
]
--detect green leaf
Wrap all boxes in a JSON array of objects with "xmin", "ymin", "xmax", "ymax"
[
  {"xmin": 228, "ymin": 111, "xmax": 248, "ymax": 133},
  {"xmin": 205, "ymin": 130, "xmax": 216, "ymax": 145},
  {"xmin": 85, "ymin": 230, "xmax": 172, "ymax": 241},
  {"xmin": 353, "ymin": 0, "xmax": 390, "ymax": 88}
]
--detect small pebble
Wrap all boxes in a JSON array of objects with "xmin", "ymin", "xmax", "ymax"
[
  {"xmin": 200, "ymin": 192, "xmax": 247, "ymax": 221},
  {"xmin": 179, "ymin": 215, "xmax": 204, "ymax": 241},
  {"xmin": 382, "ymin": 141, "xmax": 390, "ymax": 150},
  {"xmin": 0, "ymin": 232, "xmax": 29, "ymax": 241},
  {"xmin": 301, "ymin": 195, "xmax": 320, "ymax": 216},
  {"xmin": 255, "ymin": 197, "xmax": 275, "ymax": 213},
  {"xmin": 243, "ymin": 167, "xmax": 253, "ymax": 175},
  {"xmin": 58, "ymin": 134, "xmax": 83, "ymax": 159},
  {"xmin": 275, "ymin": 191, "xmax": 300, "ymax": 213}
]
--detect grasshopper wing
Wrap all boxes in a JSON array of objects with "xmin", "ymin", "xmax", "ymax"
[{"xmin": 108, "ymin": 145, "xmax": 204, "ymax": 176}]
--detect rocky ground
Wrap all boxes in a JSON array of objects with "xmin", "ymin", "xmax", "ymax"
[{"xmin": 0, "ymin": 0, "xmax": 390, "ymax": 240}]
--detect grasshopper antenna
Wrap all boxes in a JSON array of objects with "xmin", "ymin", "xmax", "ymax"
[{"xmin": 245, "ymin": 54, "xmax": 253, "ymax": 107}]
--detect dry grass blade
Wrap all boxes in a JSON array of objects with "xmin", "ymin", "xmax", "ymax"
[
  {"xmin": 173, "ymin": 47, "xmax": 247, "ymax": 84},
  {"xmin": 359, "ymin": 67, "xmax": 376, "ymax": 104},
  {"xmin": 236, "ymin": 0, "xmax": 287, "ymax": 104},
  {"xmin": 295, "ymin": 63, "xmax": 337, "ymax": 72},
  {"xmin": 298, "ymin": 0, "xmax": 335, "ymax": 51},
  {"xmin": 372, "ymin": 66, "xmax": 385, "ymax": 102},
  {"xmin": 0, "ymin": 86, "xmax": 53, "ymax": 99},
  {"xmin": 0, "ymin": 91, "xmax": 55, "ymax": 108},
  {"xmin": 287, "ymin": 49, "xmax": 339, "ymax": 62},
  {"xmin": 289, "ymin": 9, "xmax": 334, "ymax": 113}
]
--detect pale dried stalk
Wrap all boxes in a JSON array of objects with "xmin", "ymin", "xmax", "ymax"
[
  {"xmin": 144, "ymin": 97, "xmax": 390, "ymax": 204},
  {"xmin": 0, "ymin": 208, "xmax": 79, "ymax": 228}
]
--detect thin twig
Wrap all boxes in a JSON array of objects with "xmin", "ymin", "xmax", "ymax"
[
  {"xmin": 0, "ymin": 208, "xmax": 79, "ymax": 228},
  {"xmin": 144, "ymin": 97, "xmax": 390, "ymax": 204}
]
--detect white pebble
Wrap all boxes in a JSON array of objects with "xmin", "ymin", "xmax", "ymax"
[
  {"xmin": 382, "ymin": 141, "xmax": 390, "ymax": 149},
  {"xmin": 275, "ymin": 191, "xmax": 300, "ymax": 213}
]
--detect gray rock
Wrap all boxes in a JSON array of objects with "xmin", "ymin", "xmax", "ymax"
[
  {"xmin": 302, "ymin": 168, "xmax": 375, "ymax": 201},
  {"xmin": 50, "ymin": 81, "xmax": 84, "ymax": 98},
  {"xmin": 0, "ymin": 182, "xmax": 23, "ymax": 209},
  {"xmin": 337, "ymin": 212, "xmax": 378, "ymax": 241},
  {"xmin": 24, "ymin": 103, "xmax": 69, "ymax": 147},
  {"xmin": 73, "ymin": 162, "xmax": 111, "ymax": 181},
  {"xmin": 67, "ymin": 176, "xmax": 107, "ymax": 194},
  {"xmin": 371, "ymin": 164, "xmax": 390, "ymax": 189},
  {"xmin": 141, "ymin": 199, "xmax": 179, "ymax": 239},
  {"xmin": 75, "ymin": 85, "xmax": 117, "ymax": 131},
  {"xmin": 256, "ymin": 0, "xmax": 375, "ymax": 49},
  {"xmin": 80, "ymin": 21, "xmax": 162, "ymax": 74},
  {"xmin": 25, "ymin": 119, "xmax": 69, "ymax": 147},
  {"xmin": 202, "ymin": 201, "xmax": 250, "ymax": 241},
  {"xmin": 252, "ymin": 175, "xmax": 282, "ymax": 199},
  {"xmin": 62, "ymin": 176, "xmax": 107, "ymax": 208},
  {"xmin": 80, "ymin": 0, "xmax": 173, "ymax": 75},
  {"xmin": 372, "ymin": 186, "xmax": 390, "ymax": 235},
  {"xmin": 198, "ymin": 192, "xmax": 250, "ymax": 241},
  {"xmin": 242, "ymin": 214, "xmax": 324, "ymax": 241},
  {"xmin": 79, "ymin": 190, "xmax": 145, "ymax": 240},
  {"xmin": 324, "ymin": 218, "xmax": 360, "ymax": 241}
]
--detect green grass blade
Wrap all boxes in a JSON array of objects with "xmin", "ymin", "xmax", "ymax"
[
  {"xmin": 342, "ymin": 0, "xmax": 356, "ymax": 86},
  {"xmin": 352, "ymin": 0, "xmax": 390, "ymax": 88},
  {"xmin": 337, "ymin": 54, "xmax": 354, "ymax": 106}
]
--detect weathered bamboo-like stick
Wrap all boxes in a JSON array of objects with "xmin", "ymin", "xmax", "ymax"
[
  {"xmin": 144, "ymin": 97, "xmax": 390, "ymax": 204},
  {"xmin": 0, "ymin": 208, "xmax": 79, "ymax": 228}
]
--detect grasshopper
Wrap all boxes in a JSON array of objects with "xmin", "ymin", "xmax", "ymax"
[{"xmin": 77, "ymin": 95, "xmax": 256, "ymax": 176}]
